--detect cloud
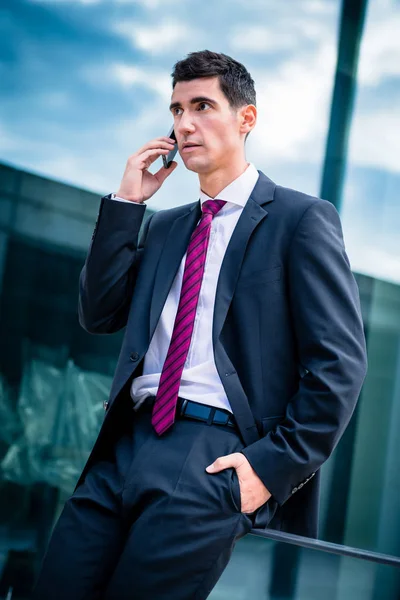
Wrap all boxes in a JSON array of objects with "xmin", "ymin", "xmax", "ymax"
[
  {"xmin": 0, "ymin": 123, "xmax": 19, "ymax": 153},
  {"xmin": 345, "ymin": 239, "xmax": 400, "ymax": 285},
  {"xmin": 231, "ymin": 27, "xmax": 301, "ymax": 54},
  {"xmin": 29, "ymin": 154, "xmax": 110, "ymax": 192},
  {"xmin": 301, "ymin": 0, "xmax": 337, "ymax": 15},
  {"xmin": 25, "ymin": 0, "xmax": 184, "ymax": 9},
  {"xmin": 227, "ymin": 4, "xmax": 339, "ymax": 167},
  {"xmin": 231, "ymin": 0, "xmax": 335, "ymax": 14},
  {"xmin": 240, "ymin": 10, "xmax": 400, "ymax": 177},
  {"xmin": 109, "ymin": 63, "xmax": 171, "ymax": 100},
  {"xmin": 348, "ymin": 108, "xmax": 400, "ymax": 173},
  {"xmin": 38, "ymin": 90, "xmax": 71, "ymax": 110},
  {"xmin": 113, "ymin": 19, "xmax": 196, "ymax": 55},
  {"xmin": 246, "ymin": 41, "xmax": 336, "ymax": 164},
  {"xmin": 229, "ymin": 9, "xmax": 334, "ymax": 54},
  {"xmin": 114, "ymin": 0, "xmax": 177, "ymax": 7},
  {"xmin": 358, "ymin": 11, "xmax": 400, "ymax": 86},
  {"xmin": 27, "ymin": 0, "xmax": 101, "ymax": 4},
  {"xmin": 0, "ymin": 116, "xmax": 120, "ymax": 195}
]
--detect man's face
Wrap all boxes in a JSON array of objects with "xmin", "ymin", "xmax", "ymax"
[{"xmin": 169, "ymin": 76, "xmax": 247, "ymax": 174}]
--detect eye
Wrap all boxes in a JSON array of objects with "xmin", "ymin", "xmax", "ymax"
[
  {"xmin": 198, "ymin": 102, "xmax": 211, "ymax": 111},
  {"xmin": 173, "ymin": 107, "xmax": 183, "ymax": 116}
]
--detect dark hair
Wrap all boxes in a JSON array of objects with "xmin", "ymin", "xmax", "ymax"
[{"xmin": 171, "ymin": 50, "xmax": 256, "ymax": 141}]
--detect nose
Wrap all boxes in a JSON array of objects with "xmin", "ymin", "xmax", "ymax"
[{"xmin": 176, "ymin": 113, "xmax": 196, "ymax": 138}]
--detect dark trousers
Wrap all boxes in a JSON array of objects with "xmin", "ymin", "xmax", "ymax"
[{"xmin": 32, "ymin": 399, "xmax": 277, "ymax": 599}]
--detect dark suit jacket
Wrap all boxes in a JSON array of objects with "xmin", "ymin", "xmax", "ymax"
[{"xmin": 77, "ymin": 170, "xmax": 368, "ymax": 538}]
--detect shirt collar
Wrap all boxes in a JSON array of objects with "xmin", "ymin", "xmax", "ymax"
[{"xmin": 199, "ymin": 162, "xmax": 259, "ymax": 209}]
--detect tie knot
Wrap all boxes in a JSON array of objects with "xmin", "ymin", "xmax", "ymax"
[{"xmin": 202, "ymin": 199, "xmax": 226, "ymax": 217}]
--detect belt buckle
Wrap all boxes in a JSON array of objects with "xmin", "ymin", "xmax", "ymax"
[{"xmin": 179, "ymin": 398, "xmax": 188, "ymax": 416}]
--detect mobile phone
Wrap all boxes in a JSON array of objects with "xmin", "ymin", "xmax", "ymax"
[{"xmin": 162, "ymin": 125, "xmax": 178, "ymax": 169}]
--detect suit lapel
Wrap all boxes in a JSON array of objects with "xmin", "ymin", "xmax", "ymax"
[
  {"xmin": 212, "ymin": 170, "xmax": 276, "ymax": 345},
  {"xmin": 149, "ymin": 201, "xmax": 201, "ymax": 338}
]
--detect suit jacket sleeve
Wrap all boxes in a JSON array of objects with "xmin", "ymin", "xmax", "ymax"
[
  {"xmin": 78, "ymin": 195, "xmax": 152, "ymax": 334},
  {"xmin": 240, "ymin": 199, "xmax": 368, "ymax": 506}
]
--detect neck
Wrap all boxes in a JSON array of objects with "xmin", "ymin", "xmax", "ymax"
[{"xmin": 199, "ymin": 160, "xmax": 250, "ymax": 199}]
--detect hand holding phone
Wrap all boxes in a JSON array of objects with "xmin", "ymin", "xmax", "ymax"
[
  {"xmin": 115, "ymin": 135, "xmax": 177, "ymax": 203},
  {"xmin": 162, "ymin": 125, "xmax": 178, "ymax": 169}
]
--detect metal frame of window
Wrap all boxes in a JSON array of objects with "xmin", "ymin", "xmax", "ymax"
[{"xmin": 319, "ymin": 0, "xmax": 368, "ymax": 213}]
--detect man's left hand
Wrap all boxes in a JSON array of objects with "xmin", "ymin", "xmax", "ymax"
[{"xmin": 205, "ymin": 452, "xmax": 272, "ymax": 513}]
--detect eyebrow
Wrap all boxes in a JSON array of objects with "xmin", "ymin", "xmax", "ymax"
[{"xmin": 169, "ymin": 96, "xmax": 218, "ymax": 112}]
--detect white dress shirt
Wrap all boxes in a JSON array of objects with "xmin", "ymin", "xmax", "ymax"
[{"xmin": 111, "ymin": 162, "xmax": 259, "ymax": 412}]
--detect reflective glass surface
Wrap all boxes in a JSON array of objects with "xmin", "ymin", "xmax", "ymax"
[{"xmin": 211, "ymin": 534, "xmax": 400, "ymax": 599}]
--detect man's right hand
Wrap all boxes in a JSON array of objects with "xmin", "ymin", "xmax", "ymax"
[{"xmin": 115, "ymin": 137, "xmax": 178, "ymax": 203}]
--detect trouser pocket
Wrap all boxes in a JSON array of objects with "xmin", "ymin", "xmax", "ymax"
[
  {"xmin": 228, "ymin": 464, "xmax": 279, "ymax": 530},
  {"xmin": 228, "ymin": 467, "xmax": 242, "ymax": 513}
]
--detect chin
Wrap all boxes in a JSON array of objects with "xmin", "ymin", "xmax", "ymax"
[{"xmin": 183, "ymin": 156, "xmax": 211, "ymax": 174}]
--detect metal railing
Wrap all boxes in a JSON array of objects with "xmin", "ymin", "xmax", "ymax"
[{"xmin": 251, "ymin": 528, "xmax": 400, "ymax": 568}]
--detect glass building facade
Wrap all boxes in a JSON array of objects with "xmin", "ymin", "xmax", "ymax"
[{"xmin": 0, "ymin": 0, "xmax": 399, "ymax": 597}]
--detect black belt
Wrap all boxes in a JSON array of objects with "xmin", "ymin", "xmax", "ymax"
[{"xmin": 142, "ymin": 396, "xmax": 237, "ymax": 429}]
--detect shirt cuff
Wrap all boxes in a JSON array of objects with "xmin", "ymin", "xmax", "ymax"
[{"xmin": 110, "ymin": 193, "xmax": 145, "ymax": 205}]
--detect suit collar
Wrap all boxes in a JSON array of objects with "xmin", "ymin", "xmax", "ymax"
[
  {"xmin": 149, "ymin": 170, "xmax": 276, "ymax": 340},
  {"xmin": 184, "ymin": 169, "xmax": 276, "ymax": 215},
  {"xmin": 252, "ymin": 170, "xmax": 276, "ymax": 206},
  {"xmin": 199, "ymin": 162, "xmax": 260, "ymax": 209}
]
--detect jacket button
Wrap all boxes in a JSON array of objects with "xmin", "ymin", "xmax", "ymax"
[
  {"xmin": 130, "ymin": 352, "xmax": 140, "ymax": 362},
  {"xmin": 103, "ymin": 401, "xmax": 109, "ymax": 411}
]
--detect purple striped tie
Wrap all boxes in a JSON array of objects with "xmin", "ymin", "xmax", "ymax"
[{"xmin": 151, "ymin": 198, "xmax": 227, "ymax": 435}]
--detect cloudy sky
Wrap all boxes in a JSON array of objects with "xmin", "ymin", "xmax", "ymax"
[{"xmin": 1, "ymin": 0, "xmax": 399, "ymax": 283}]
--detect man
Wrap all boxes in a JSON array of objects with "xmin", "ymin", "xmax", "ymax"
[{"xmin": 33, "ymin": 50, "xmax": 368, "ymax": 599}]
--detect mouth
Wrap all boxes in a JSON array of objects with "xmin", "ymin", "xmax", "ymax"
[{"xmin": 182, "ymin": 144, "xmax": 202, "ymax": 153}]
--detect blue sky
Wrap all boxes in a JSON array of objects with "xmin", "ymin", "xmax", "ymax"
[{"xmin": 0, "ymin": 0, "xmax": 399, "ymax": 283}]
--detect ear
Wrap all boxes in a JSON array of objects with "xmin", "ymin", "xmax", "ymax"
[{"xmin": 239, "ymin": 104, "xmax": 257, "ymax": 136}]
